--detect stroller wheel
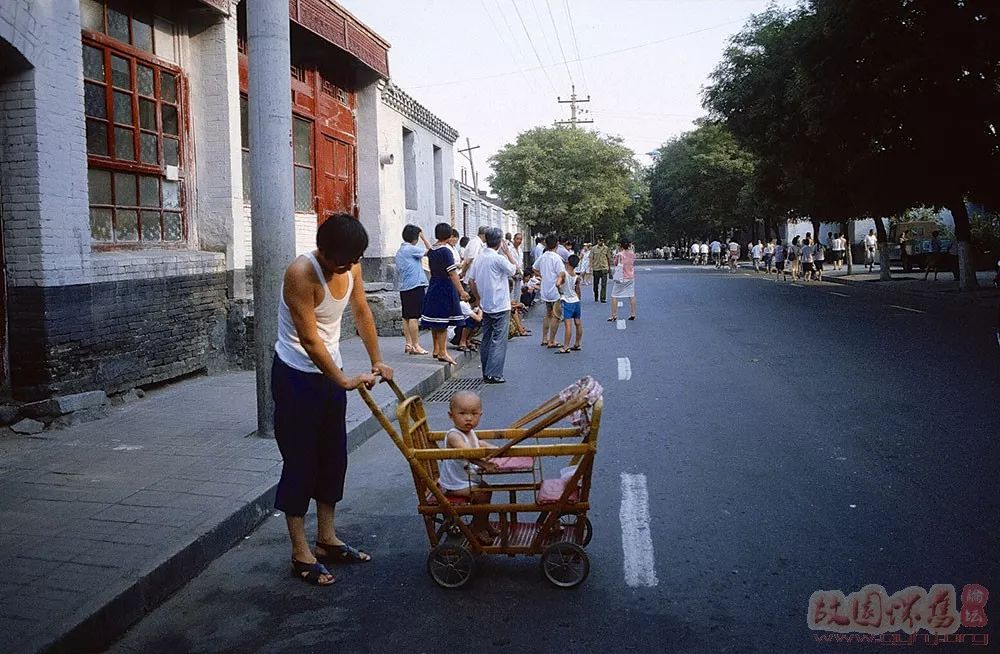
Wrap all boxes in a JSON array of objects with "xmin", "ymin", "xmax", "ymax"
[
  {"xmin": 559, "ymin": 513, "xmax": 593, "ymax": 547},
  {"xmin": 541, "ymin": 542, "xmax": 590, "ymax": 588},
  {"xmin": 427, "ymin": 544, "xmax": 475, "ymax": 589}
]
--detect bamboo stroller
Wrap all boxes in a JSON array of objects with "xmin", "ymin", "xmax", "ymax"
[{"xmin": 358, "ymin": 376, "xmax": 603, "ymax": 589}]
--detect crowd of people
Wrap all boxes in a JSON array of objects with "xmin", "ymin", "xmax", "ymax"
[
  {"xmin": 395, "ymin": 226, "xmax": 640, "ymax": 383},
  {"xmin": 678, "ymin": 232, "xmax": 858, "ymax": 282}
]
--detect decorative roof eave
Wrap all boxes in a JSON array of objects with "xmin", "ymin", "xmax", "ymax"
[
  {"xmin": 289, "ymin": 0, "xmax": 391, "ymax": 78},
  {"xmin": 380, "ymin": 81, "xmax": 459, "ymax": 144},
  {"xmin": 196, "ymin": 0, "xmax": 231, "ymax": 15}
]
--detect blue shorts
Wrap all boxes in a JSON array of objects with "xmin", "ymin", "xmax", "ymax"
[{"xmin": 562, "ymin": 301, "xmax": 581, "ymax": 320}]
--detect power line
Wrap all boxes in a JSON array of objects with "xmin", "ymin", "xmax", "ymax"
[
  {"xmin": 411, "ymin": 19, "xmax": 742, "ymax": 90},
  {"xmin": 563, "ymin": 0, "xmax": 589, "ymax": 94},
  {"xmin": 510, "ymin": 0, "xmax": 557, "ymax": 92},
  {"xmin": 545, "ymin": 0, "xmax": 574, "ymax": 87},
  {"xmin": 479, "ymin": 0, "xmax": 544, "ymax": 97}
]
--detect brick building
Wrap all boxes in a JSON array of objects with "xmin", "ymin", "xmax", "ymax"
[
  {"xmin": 452, "ymin": 179, "xmax": 523, "ymax": 240},
  {"xmin": 0, "ymin": 0, "xmax": 397, "ymax": 401}
]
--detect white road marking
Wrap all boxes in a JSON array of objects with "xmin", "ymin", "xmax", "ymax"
[
  {"xmin": 620, "ymin": 473, "xmax": 658, "ymax": 587},
  {"xmin": 643, "ymin": 267, "xmax": 652, "ymax": 271},
  {"xmin": 617, "ymin": 301, "xmax": 623, "ymax": 308},
  {"xmin": 616, "ymin": 319, "xmax": 627, "ymax": 330},
  {"xmin": 828, "ymin": 291, "xmax": 850, "ymax": 298},
  {"xmin": 790, "ymin": 283, "xmax": 803, "ymax": 287},
  {"xmin": 889, "ymin": 304, "xmax": 925, "ymax": 314},
  {"xmin": 617, "ymin": 357, "xmax": 632, "ymax": 380}
]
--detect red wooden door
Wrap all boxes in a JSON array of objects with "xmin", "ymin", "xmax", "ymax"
[{"xmin": 317, "ymin": 133, "xmax": 355, "ymax": 220}]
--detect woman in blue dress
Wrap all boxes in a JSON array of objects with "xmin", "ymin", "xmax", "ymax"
[{"xmin": 420, "ymin": 222, "xmax": 469, "ymax": 365}]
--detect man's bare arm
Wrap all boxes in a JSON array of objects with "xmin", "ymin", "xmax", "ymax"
[{"xmin": 348, "ymin": 263, "xmax": 393, "ymax": 381}]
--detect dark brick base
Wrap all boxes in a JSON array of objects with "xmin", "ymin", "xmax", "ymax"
[{"xmin": 7, "ymin": 273, "xmax": 229, "ymax": 401}]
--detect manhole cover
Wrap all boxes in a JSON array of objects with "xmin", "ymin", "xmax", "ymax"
[{"xmin": 425, "ymin": 377, "xmax": 485, "ymax": 402}]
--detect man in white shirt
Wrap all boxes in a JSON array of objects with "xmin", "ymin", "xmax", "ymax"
[
  {"xmin": 709, "ymin": 239, "xmax": 722, "ymax": 268},
  {"xmin": 863, "ymin": 229, "xmax": 878, "ymax": 272},
  {"xmin": 531, "ymin": 236, "xmax": 544, "ymax": 266},
  {"xmin": 556, "ymin": 237, "xmax": 571, "ymax": 263},
  {"xmin": 468, "ymin": 227, "xmax": 517, "ymax": 383},
  {"xmin": 532, "ymin": 235, "xmax": 565, "ymax": 348},
  {"xmin": 690, "ymin": 241, "xmax": 700, "ymax": 263},
  {"xmin": 698, "ymin": 241, "xmax": 709, "ymax": 266},
  {"xmin": 461, "ymin": 225, "xmax": 486, "ymax": 279},
  {"xmin": 751, "ymin": 240, "xmax": 764, "ymax": 272}
]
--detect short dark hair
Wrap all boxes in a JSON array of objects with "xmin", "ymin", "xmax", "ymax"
[
  {"xmin": 485, "ymin": 227, "xmax": 504, "ymax": 248},
  {"xmin": 452, "ymin": 228, "xmax": 460, "ymax": 238},
  {"xmin": 459, "ymin": 236, "xmax": 469, "ymax": 247},
  {"xmin": 317, "ymin": 213, "xmax": 368, "ymax": 264},
  {"xmin": 477, "ymin": 225, "xmax": 487, "ymax": 235},
  {"xmin": 536, "ymin": 236, "xmax": 544, "ymax": 244},
  {"xmin": 402, "ymin": 224, "xmax": 421, "ymax": 244},
  {"xmin": 545, "ymin": 234, "xmax": 558, "ymax": 250},
  {"xmin": 568, "ymin": 254, "xmax": 579, "ymax": 267},
  {"xmin": 505, "ymin": 232, "xmax": 512, "ymax": 241},
  {"xmin": 434, "ymin": 222, "xmax": 452, "ymax": 240},
  {"xmin": 619, "ymin": 237, "xmax": 631, "ymax": 248}
]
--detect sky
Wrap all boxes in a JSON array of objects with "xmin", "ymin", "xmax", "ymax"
[{"xmin": 338, "ymin": 0, "xmax": 790, "ymax": 189}]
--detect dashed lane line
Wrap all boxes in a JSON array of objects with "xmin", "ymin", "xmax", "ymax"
[
  {"xmin": 889, "ymin": 304, "xmax": 925, "ymax": 314},
  {"xmin": 617, "ymin": 357, "xmax": 632, "ymax": 381},
  {"xmin": 828, "ymin": 291, "xmax": 850, "ymax": 298},
  {"xmin": 616, "ymin": 319, "xmax": 627, "ymax": 330},
  {"xmin": 620, "ymin": 473, "xmax": 658, "ymax": 588}
]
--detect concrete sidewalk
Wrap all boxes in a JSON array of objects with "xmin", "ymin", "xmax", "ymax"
[
  {"xmin": 821, "ymin": 265, "xmax": 999, "ymax": 306},
  {"xmin": 0, "ymin": 336, "xmax": 473, "ymax": 654}
]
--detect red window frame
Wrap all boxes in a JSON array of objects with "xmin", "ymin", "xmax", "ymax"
[{"xmin": 82, "ymin": 5, "xmax": 186, "ymax": 248}]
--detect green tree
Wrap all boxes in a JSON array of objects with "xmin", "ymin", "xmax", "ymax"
[
  {"xmin": 706, "ymin": 1, "xmax": 1000, "ymax": 288},
  {"xmin": 488, "ymin": 127, "xmax": 635, "ymax": 236},
  {"xmin": 648, "ymin": 121, "xmax": 760, "ymax": 244}
]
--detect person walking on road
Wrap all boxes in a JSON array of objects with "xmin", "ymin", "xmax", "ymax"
[
  {"xmin": 590, "ymin": 237, "xmax": 611, "ymax": 303},
  {"xmin": 555, "ymin": 254, "xmax": 583, "ymax": 352},
  {"xmin": 534, "ymin": 235, "xmax": 566, "ymax": 347},
  {"xmin": 813, "ymin": 237, "xmax": 826, "ymax": 281},
  {"xmin": 609, "ymin": 239, "xmax": 637, "ymax": 321},
  {"xmin": 273, "ymin": 213, "xmax": 394, "ymax": 586},
  {"xmin": 924, "ymin": 230, "xmax": 945, "ymax": 281},
  {"xmin": 751, "ymin": 240, "xmax": 764, "ymax": 273},
  {"xmin": 710, "ymin": 238, "xmax": 723, "ymax": 268},
  {"xmin": 788, "ymin": 236, "xmax": 801, "ymax": 279},
  {"xmin": 773, "ymin": 238, "xmax": 787, "ymax": 279},
  {"xmin": 421, "ymin": 222, "xmax": 470, "ymax": 366},
  {"xmin": 395, "ymin": 224, "xmax": 430, "ymax": 355},
  {"xmin": 831, "ymin": 232, "xmax": 845, "ymax": 271},
  {"xmin": 864, "ymin": 229, "xmax": 878, "ymax": 272},
  {"xmin": 578, "ymin": 243, "xmax": 592, "ymax": 286},
  {"xmin": 727, "ymin": 238, "xmax": 740, "ymax": 272},
  {"xmin": 468, "ymin": 227, "xmax": 518, "ymax": 384}
]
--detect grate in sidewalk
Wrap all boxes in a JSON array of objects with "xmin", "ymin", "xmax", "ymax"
[{"xmin": 425, "ymin": 377, "xmax": 485, "ymax": 402}]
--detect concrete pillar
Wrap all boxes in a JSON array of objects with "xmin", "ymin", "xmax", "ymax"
[{"xmin": 247, "ymin": 0, "xmax": 295, "ymax": 438}]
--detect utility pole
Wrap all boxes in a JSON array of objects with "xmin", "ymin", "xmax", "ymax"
[
  {"xmin": 458, "ymin": 138, "xmax": 481, "ymax": 194},
  {"xmin": 248, "ymin": 0, "xmax": 295, "ymax": 438},
  {"xmin": 555, "ymin": 84, "xmax": 593, "ymax": 128}
]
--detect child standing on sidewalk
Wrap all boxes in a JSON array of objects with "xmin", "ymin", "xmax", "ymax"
[{"xmin": 555, "ymin": 254, "xmax": 583, "ymax": 353}]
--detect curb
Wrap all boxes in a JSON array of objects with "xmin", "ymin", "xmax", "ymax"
[{"xmin": 42, "ymin": 355, "xmax": 472, "ymax": 654}]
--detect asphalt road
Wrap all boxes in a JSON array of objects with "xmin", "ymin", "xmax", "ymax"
[{"xmin": 110, "ymin": 263, "xmax": 1000, "ymax": 654}]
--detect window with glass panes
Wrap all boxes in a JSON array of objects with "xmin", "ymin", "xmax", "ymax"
[
  {"xmin": 239, "ymin": 97, "xmax": 314, "ymax": 213},
  {"xmin": 82, "ymin": 2, "xmax": 184, "ymax": 244}
]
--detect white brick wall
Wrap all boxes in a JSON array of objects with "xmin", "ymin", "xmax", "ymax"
[
  {"xmin": 1, "ymin": 0, "xmax": 91, "ymax": 288},
  {"xmin": 90, "ymin": 250, "xmax": 226, "ymax": 283}
]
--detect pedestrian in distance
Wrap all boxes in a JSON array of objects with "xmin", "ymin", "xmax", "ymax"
[
  {"xmin": 555, "ymin": 254, "xmax": 583, "ymax": 353},
  {"xmin": 609, "ymin": 238, "xmax": 637, "ymax": 321},
  {"xmin": 420, "ymin": 222, "xmax": 470, "ymax": 366},
  {"xmin": 751, "ymin": 240, "xmax": 764, "ymax": 273},
  {"xmin": 578, "ymin": 243, "xmax": 592, "ymax": 285},
  {"xmin": 764, "ymin": 239, "xmax": 775, "ymax": 273},
  {"xmin": 710, "ymin": 238, "xmax": 723, "ymax": 268},
  {"xmin": 698, "ymin": 240, "xmax": 710, "ymax": 265},
  {"xmin": 533, "ymin": 234, "xmax": 566, "ymax": 348},
  {"xmin": 468, "ymin": 227, "xmax": 518, "ymax": 384},
  {"xmin": 800, "ymin": 236, "xmax": 816, "ymax": 280},
  {"xmin": 773, "ymin": 238, "xmax": 787, "ymax": 279},
  {"xmin": 455, "ymin": 290, "xmax": 483, "ymax": 352},
  {"xmin": 395, "ymin": 224, "xmax": 430, "ymax": 356},
  {"xmin": 788, "ymin": 236, "xmax": 801, "ymax": 279},
  {"xmin": 590, "ymin": 237, "xmax": 611, "ymax": 303},
  {"xmin": 273, "ymin": 213, "xmax": 393, "ymax": 587},
  {"xmin": 813, "ymin": 238, "xmax": 826, "ymax": 281},
  {"xmin": 727, "ymin": 237, "xmax": 740, "ymax": 272},
  {"xmin": 831, "ymin": 232, "xmax": 845, "ymax": 271},
  {"xmin": 864, "ymin": 229, "xmax": 878, "ymax": 272},
  {"xmin": 924, "ymin": 230, "xmax": 945, "ymax": 281},
  {"xmin": 899, "ymin": 229, "xmax": 912, "ymax": 272}
]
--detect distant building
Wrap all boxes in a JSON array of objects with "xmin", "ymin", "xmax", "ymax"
[
  {"xmin": 357, "ymin": 81, "xmax": 458, "ymax": 282},
  {"xmin": 451, "ymin": 181, "xmax": 521, "ymax": 240}
]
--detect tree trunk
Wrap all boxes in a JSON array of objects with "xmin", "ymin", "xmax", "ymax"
[
  {"xmin": 874, "ymin": 216, "xmax": 892, "ymax": 280},
  {"xmin": 811, "ymin": 217, "xmax": 822, "ymax": 242},
  {"xmin": 950, "ymin": 198, "xmax": 979, "ymax": 290}
]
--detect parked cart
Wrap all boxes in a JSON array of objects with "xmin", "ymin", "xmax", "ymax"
[{"xmin": 358, "ymin": 376, "xmax": 604, "ymax": 588}]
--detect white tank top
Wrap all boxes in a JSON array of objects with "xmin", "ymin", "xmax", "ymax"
[
  {"xmin": 275, "ymin": 252, "xmax": 353, "ymax": 373},
  {"xmin": 558, "ymin": 273, "xmax": 579, "ymax": 303},
  {"xmin": 438, "ymin": 428, "xmax": 482, "ymax": 491}
]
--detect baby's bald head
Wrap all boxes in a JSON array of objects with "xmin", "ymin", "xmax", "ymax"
[{"xmin": 449, "ymin": 390, "xmax": 481, "ymax": 412}]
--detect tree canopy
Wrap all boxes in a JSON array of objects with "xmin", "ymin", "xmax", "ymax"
[
  {"xmin": 488, "ymin": 127, "xmax": 636, "ymax": 237},
  {"xmin": 703, "ymin": 0, "xmax": 1000, "ymax": 288},
  {"xmin": 648, "ymin": 121, "xmax": 762, "ymax": 244}
]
